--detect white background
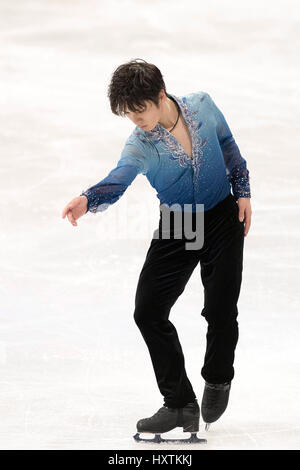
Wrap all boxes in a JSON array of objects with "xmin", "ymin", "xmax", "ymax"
[{"xmin": 1, "ymin": 0, "xmax": 300, "ymax": 449}]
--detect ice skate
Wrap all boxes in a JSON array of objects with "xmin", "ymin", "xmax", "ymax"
[
  {"xmin": 201, "ymin": 381, "xmax": 231, "ymax": 431},
  {"xmin": 133, "ymin": 399, "xmax": 207, "ymax": 444}
]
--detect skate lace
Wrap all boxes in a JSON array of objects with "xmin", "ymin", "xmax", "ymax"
[
  {"xmin": 206, "ymin": 390, "xmax": 218, "ymax": 408},
  {"xmin": 205, "ymin": 382, "xmax": 230, "ymax": 409},
  {"xmin": 147, "ymin": 406, "xmax": 169, "ymax": 421}
]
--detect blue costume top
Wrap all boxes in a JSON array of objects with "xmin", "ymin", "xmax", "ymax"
[{"xmin": 80, "ymin": 91, "xmax": 251, "ymax": 213}]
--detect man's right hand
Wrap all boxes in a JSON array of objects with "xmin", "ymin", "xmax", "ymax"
[{"xmin": 61, "ymin": 195, "xmax": 88, "ymax": 226}]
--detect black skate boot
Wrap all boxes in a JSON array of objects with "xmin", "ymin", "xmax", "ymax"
[
  {"xmin": 201, "ymin": 381, "xmax": 231, "ymax": 431},
  {"xmin": 133, "ymin": 399, "xmax": 207, "ymax": 444}
]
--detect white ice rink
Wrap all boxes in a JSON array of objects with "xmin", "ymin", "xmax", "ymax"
[{"xmin": 1, "ymin": 0, "xmax": 300, "ymax": 450}]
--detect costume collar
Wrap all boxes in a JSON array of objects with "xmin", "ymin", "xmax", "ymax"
[{"xmin": 143, "ymin": 92, "xmax": 186, "ymax": 141}]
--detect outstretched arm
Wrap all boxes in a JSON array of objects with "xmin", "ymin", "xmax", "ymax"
[
  {"xmin": 80, "ymin": 140, "xmax": 148, "ymax": 214},
  {"xmin": 62, "ymin": 139, "xmax": 148, "ymax": 226}
]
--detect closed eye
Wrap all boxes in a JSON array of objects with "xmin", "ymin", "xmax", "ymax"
[{"xmin": 125, "ymin": 110, "xmax": 143, "ymax": 115}]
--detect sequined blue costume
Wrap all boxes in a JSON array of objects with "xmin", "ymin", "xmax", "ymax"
[{"xmin": 80, "ymin": 91, "xmax": 251, "ymax": 213}]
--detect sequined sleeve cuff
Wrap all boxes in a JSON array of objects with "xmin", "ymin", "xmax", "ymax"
[{"xmin": 228, "ymin": 165, "xmax": 251, "ymax": 200}]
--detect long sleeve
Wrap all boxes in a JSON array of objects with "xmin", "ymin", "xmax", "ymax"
[
  {"xmin": 80, "ymin": 140, "xmax": 149, "ymax": 214},
  {"xmin": 206, "ymin": 93, "xmax": 251, "ymax": 199}
]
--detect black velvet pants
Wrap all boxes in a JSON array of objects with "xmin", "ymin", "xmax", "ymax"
[{"xmin": 134, "ymin": 192, "xmax": 245, "ymax": 408}]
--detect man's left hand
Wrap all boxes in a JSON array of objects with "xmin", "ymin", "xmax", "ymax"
[{"xmin": 237, "ymin": 197, "xmax": 252, "ymax": 237}]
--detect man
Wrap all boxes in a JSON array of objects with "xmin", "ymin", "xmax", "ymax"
[{"xmin": 62, "ymin": 58, "xmax": 252, "ymax": 441}]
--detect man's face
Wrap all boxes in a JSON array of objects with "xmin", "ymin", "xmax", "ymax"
[{"xmin": 124, "ymin": 95, "xmax": 162, "ymax": 131}]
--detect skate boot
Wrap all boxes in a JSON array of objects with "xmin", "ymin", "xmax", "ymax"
[
  {"xmin": 201, "ymin": 381, "xmax": 231, "ymax": 431},
  {"xmin": 133, "ymin": 399, "xmax": 207, "ymax": 444}
]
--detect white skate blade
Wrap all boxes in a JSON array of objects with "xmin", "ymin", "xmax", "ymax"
[{"xmin": 133, "ymin": 432, "xmax": 207, "ymax": 444}]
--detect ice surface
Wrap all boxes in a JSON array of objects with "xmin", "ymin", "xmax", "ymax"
[{"xmin": 1, "ymin": 0, "xmax": 300, "ymax": 450}]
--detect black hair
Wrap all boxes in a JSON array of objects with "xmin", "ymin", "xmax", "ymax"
[{"xmin": 108, "ymin": 58, "xmax": 167, "ymax": 117}]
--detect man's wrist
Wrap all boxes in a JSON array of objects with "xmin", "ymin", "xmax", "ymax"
[{"xmin": 80, "ymin": 193, "xmax": 89, "ymax": 212}]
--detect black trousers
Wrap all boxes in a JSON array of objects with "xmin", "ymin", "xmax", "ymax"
[{"xmin": 133, "ymin": 193, "xmax": 245, "ymax": 408}]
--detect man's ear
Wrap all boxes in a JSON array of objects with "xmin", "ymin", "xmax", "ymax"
[{"xmin": 160, "ymin": 89, "xmax": 166, "ymax": 103}]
